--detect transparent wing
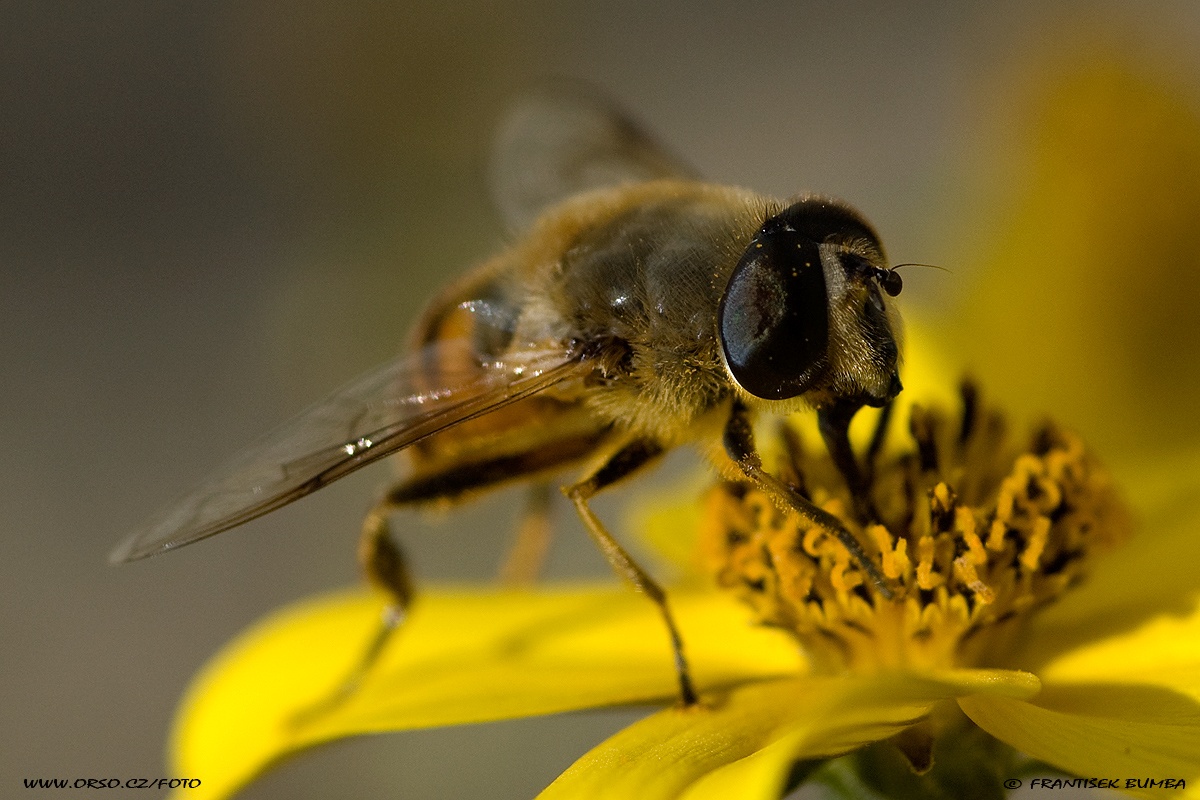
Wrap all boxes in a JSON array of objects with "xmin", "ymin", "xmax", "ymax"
[
  {"xmin": 112, "ymin": 312, "xmax": 588, "ymax": 563},
  {"xmin": 489, "ymin": 82, "xmax": 698, "ymax": 233}
]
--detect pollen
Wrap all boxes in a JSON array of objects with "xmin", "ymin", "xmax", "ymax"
[{"xmin": 700, "ymin": 382, "xmax": 1131, "ymax": 674}]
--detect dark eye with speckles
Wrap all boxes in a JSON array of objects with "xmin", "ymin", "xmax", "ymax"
[{"xmin": 718, "ymin": 223, "xmax": 828, "ymax": 400}]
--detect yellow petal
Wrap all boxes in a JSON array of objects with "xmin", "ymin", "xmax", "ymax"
[
  {"xmin": 961, "ymin": 689, "xmax": 1200, "ymax": 796},
  {"xmin": 169, "ymin": 584, "xmax": 803, "ymax": 800},
  {"xmin": 1013, "ymin": 463, "xmax": 1200, "ymax": 668},
  {"xmin": 540, "ymin": 669, "xmax": 1039, "ymax": 800},
  {"xmin": 1035, "ymin": 599, "xmax": 1200, "ymax": 706}
]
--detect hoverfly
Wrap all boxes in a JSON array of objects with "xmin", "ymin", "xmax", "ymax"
[{"xmin": 112, "ymin": 87, "xmax": 904, "ymax": 707}]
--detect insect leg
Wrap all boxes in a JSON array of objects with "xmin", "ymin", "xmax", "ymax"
[
  {"xmin": 499, "ymin": 482, "xmax": 555, "ymax": 585},
  {"xmin": 290, "ymin": 501, "xmax": 413, "ymax": 727},
  {"xmin": 724, "ymin": 401, "xmax": 894, "ymax": 600},
  {"xmin": 817, "ymin": 398, "xmax": 878, "ymax": 522},
  {"xmin": 292, "ymin": 436, "xmax": 607, "ymax": 725},
  {"xmin": 861, "ymin": 397, "xmax": 895, "ymax": 490},
  {"xmin": 562, "ymin": 440, "xmax": 699, "ymax": 706}
]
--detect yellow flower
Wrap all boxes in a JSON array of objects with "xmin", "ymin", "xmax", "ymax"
[
  {"xmin": 167, "ymin": 374, "xmax": 1200, "ymax": 799},
  {"xmin": 944, "ymin": 50, "xmax": 1200, "ymax": 462},
  {"xmin": 166, "ymin": 42, "xmax": 1200, "ymax": 800}
]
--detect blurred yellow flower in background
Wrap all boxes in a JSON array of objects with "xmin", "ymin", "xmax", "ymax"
[{"xmin": 945, "ymin": 49, "xmax": 1200, "ymax": 462}]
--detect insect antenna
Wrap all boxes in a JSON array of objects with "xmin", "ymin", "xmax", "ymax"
[
  {"xmin": 876, "ymin": 262, "xmax": 950, "ymax": 297},
  {"xmin": 890, "ymin": 262, "xmax": 951, "ymax": 273}
]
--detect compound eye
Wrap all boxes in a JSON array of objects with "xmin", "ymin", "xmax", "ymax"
[{"xmin": 718, "ymin": 229, "xmax": 829, "ymax": 400}]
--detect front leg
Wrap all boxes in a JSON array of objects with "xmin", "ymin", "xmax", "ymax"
[
  {"xmin": 724, "ymin": 401, "xmax": 893, "ymax": 600},
  {"xmin": 563, "ymin": 439, "xmax": 698, "ymax": 706},
  {"xmin": 817, "ymin": 397, "xmax": 877, "ymax": 522}
]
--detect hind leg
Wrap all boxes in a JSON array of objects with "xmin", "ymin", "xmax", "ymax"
[
  {"xmin": 499, "ymin": 482, "xmax": 554, "ymax": 585},
  {"xmin": 291, "ymin": 436, "xmax": 604, "ymax": 726},
  {"xmin": 288, "ymin": 500, "xmax": 414, "ymax": 726}
]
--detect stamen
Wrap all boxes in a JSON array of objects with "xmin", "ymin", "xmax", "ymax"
[{"xmin": 701, "ymin": 387, "xmax": 1131, "ymax": 673}]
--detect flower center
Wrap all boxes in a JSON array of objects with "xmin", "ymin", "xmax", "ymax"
[{"xmin": 701, "ymin": 383, "xmax": 1131, "ymax": 674}]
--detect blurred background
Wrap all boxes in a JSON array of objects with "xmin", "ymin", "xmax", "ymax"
[{"xmin": 4, "ymin": 2, "xmax": 1199, "ymax": 798}]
